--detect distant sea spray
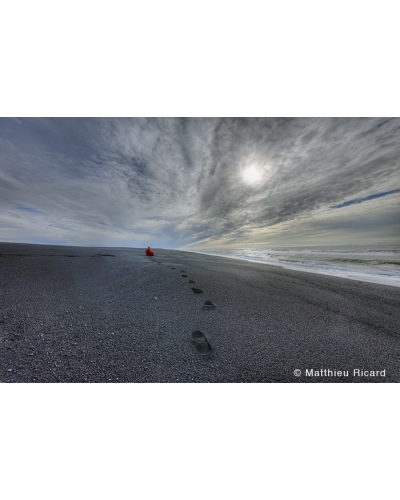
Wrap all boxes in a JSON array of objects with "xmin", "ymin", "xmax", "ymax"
[{"xmin": 188, "ymin": 246, "xmax": 400, "ymax": 288}]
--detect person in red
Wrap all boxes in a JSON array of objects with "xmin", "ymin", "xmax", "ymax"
[{"xmin": 145, "ymin": 246, "xmax": 154, "ymax": 256}]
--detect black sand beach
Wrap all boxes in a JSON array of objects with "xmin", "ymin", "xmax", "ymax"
[{"xmin": 1, "ymin": 243, "xmax": 399, "ymax": 383}]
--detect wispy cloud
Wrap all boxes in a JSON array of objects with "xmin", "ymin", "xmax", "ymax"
[{"xmin": 0, "ymin": 118, "xmax": 399, "ymax": 247}]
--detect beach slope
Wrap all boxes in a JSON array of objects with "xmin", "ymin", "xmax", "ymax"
[{"xmin": 1, "ymin": 243, "xmax": 399, "ymax": 382}]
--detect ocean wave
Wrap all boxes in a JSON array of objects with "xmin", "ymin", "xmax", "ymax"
[{"xmin": 189, "ymin": 246, "xmax": 400, "ymax": 287}]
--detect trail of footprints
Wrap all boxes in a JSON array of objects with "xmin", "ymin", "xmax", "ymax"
[
  {"xmin": 180, "ymin": 269, "xmax": 215, "ymax": 353},
  {"xmin": 162, "ymin": 264, "xmax": 215, "ymax": 354}
]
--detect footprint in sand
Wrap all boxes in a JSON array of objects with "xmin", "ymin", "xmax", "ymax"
[
  {"xmin": 191, "ymin": 288, "xmax": 203, "ymax": 294},
  {"xmin": 181, "ymin": 275, "xmax": 188, "ymax": 278},
  {"xmin": 189, "ymin": 280, "xmax": 195, "ymax": 283},
  {"xmin": 191, "ymin": 331, "xmax": 212, "ymax": 354},
  {"xmin": 171, "ymin": 267, "xmax": 175, "ymax": 269},
  {"xmin": 203, "ymin": 300, "xmax": 216, "ymax": 311}
]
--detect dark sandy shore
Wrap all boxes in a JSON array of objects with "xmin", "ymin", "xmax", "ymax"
[{"xmin": 1, "ymin": 242, "xmax": 399, "ymax": 383}]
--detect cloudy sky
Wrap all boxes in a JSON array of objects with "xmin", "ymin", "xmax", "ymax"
[{"xmin": 0, "ymin": 117, "xmax": 399, "ymax": 249}]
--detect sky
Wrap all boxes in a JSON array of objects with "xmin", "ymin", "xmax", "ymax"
[{"xmin": 0, "ymin": 117, "xmax": 399, "ymax": 249}]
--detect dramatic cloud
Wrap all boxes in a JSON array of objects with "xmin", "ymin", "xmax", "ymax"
[{"xmin": 0, "ymin": 118, "xmax": 399, "ymax": 248}]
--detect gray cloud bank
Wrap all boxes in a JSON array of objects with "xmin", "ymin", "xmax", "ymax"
[{"xmin": 0, "ymin": 118, "xmax": 399, "ymax": 248}]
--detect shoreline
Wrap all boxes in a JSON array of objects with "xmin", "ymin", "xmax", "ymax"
[
  {"xmin": 1, "ymin": 243, "xmax": 400, "ymax": 383},
  {"xmin": 184, "ymin": 248, "xmax": 400, "ymax": 289}
]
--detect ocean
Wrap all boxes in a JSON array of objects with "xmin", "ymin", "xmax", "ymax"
[{"xmin": 188, "ymin": 246, "xmax": 400, "ymax": 288}]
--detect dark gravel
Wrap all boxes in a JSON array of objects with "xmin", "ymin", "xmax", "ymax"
[{"xmin": 1, "ymin": 242, "xmax": 400, "ymax": 383}]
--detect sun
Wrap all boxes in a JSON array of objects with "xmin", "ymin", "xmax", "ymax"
[{"xmin": 242, "ymin": 165, "xmax": 262, "ymax": 184}]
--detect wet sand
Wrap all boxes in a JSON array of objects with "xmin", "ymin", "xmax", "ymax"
[{"xmin": 1, "ymin": 242, "xmax": 399, "ymax": 382}]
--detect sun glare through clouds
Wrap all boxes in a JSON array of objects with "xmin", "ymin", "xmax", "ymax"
[{"xmin": 242, "ymin": 165, "xmax": 262, "ymax": 185}]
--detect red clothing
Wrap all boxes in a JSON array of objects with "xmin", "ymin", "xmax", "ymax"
[{"xmin": 145, "ymin": 247, "xmax": 154, "ymax": 256}]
